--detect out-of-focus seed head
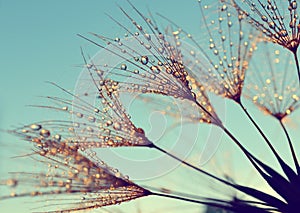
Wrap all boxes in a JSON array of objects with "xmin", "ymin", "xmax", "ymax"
[
  {"xmin": 0, "ymin": 139, "xmax": 150, "ymax": 212},
  {"xmin": 232, "ymin": 0, "xmax": 300, "ymax": 53},
  {"xmin": 244, "ymin": 41, "xmax": 300, "ymax": 120}
]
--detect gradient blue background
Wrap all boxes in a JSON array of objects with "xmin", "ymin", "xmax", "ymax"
[{"xmin": 1, "ymin": 0, "xmax": 300, "ymax": 212}]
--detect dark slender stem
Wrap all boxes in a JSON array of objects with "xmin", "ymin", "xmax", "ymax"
[
  {"xmin": 221, "ymin": 126, "xmax": 266, "ymax": 176},
  {"xmin": 238, "ymin": 101, "xmax": 284, "ymax": 162},
  {"xmin": 279, "ymin": 119, "xmax": 300, "ymax": 174},
  {"xmin": 188, "ymin": 100, "xmax": 268, "ymax": 179},
  {"xmin": 151, "ymin": 192, "xmax": 230, "ymax": 210},
  {"xmin": 238, "ymin": 101, "xmax": 297, "ymax": 181},
  {"xmin": 293, "ymin": 51, "xmax": 300, "ymax": 83},
  {"xmin": 147, "ymin": 142, "xmax": 287, "ymax": 210},
  {"xmin": 149, "ymin": 143, "xmax": 235, "ymax": 187},
  {"xmin": 149, "ymin": 142, "xmax": 265, "ymax": 196},
  {"xmin": 151, "ymin": 192, "xmax": 204, "ymax": 205}
]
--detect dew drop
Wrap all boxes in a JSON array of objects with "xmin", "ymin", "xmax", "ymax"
[
  {"xmin": 269, "ymin": 22, "xmax": 275, "ymax": 29},
  {"xmin": 22, "ymin": 129, "xmax": 28, "ymax": 133},
  {"xmin": 62, "ymin": 106, "xmax": 68, "ymax": 111},
  {"xmin": 141, "ymin": 56, "xmax": 149, "ymax": 65},
  {"xmin": 40, "ymin": 129, "xmax": 50, "ymax": 138},
  {"xmin": 107, "ymin": 139, "xmax": 114, "ymax": 146},
  {"xmin": 113, "ymin": 122, "xmax": 121, "ymax": 130},
  {"xmin": 150, "ymin": 66, "xmax": 160, "ymax": 74},
  {"xmin": 106, "ymin": 120, "xmax": 113, "ymax": 126},
  {"xmin": 6, "ymin": 179, "xmax": 18, "ymax": 187},
  {"xmin": 88, "ymin": 116, "xmax": 96, "ymax": 122},
  {"xmin": 54, "ymin": 134, "xmax": 61, "ymax": 141},
  {"xmin": 30, "ymin": 124, "xmax": 42, "ymax": 131},
  {"xmin": 145, "ymin": 44, "xmax": 152, "ymax": 50},
  {"xmin": 120, "ymin": 64, "xmax": 127, "ymax": 70},
  {"xmin": 291, "ymin": 1, "xmax": 297, "ymax": 9},
  {"xmin": 261, "ymin": 15, "xmax": 268, "ymax": 22},
  {"xmin": 145, "ymin": 33, "xmax": 151, "ymax": 40},
  {"xmin": 76, "ymin": 112, "xmax": 83, "ymax": 118},
  {"xmin": 136, "ymin": 127, "xmax": 145, "ymax": 134}
]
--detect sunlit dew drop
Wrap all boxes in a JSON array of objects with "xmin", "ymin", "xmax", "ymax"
[
  {"xmin": 113, "ymin": 122, "xmax": 121, "ymax": 130},
  {"xmin": 120, "ymin": 64, "xmax": 127, "ymax": 70},
  {"xmin": 145, "ymin": 33, "xmax": 151, "ymax": 41},
  {"xmin": 54, "ymin": 134, "xmax": 61, "ymax": 141},
  {"xmin": 88, "ymin": 116, "xmax": 96, "ymax": 123},
  {"xmin": 115, "ymin": 172, "xmax": 121, "ymax": 178},
  {"xmin": 62, "ymin": 106, "xmax": 68, "ymax": 111},
  {"xmin": 76, "ymin": 112, "xmax": 83, "ymax": 118},
  {"xmin": 106, "ymin": 120, "xmax": 113, "ymax": 126},
  {"xmin": 40, "ymin": 129, "xmax": 50, "ymax": 138},
  {"xmin": 145, "ymin": 44, "xmax": 152, "ymax": 50},
  {"xmin": 21, "ymin": 129, "xmax": 28, "ymax": 133},
  {"xmin": 6, "ymin": 179, "xmax": 18, "ymax": 187},
  {"xmin": 141, "ymin": 56, "xmax": 149, "ymax": 65},
  {"xmin": 291, "ymin": 1, "xmax": 297, "ymax": 9},
  {"xmin": 30, "ymin": 124, "xmax": 42, "ymax": 131},
  {"xmin": 261, "ymin": 15, "xmax": 268, "ymax": 22}
]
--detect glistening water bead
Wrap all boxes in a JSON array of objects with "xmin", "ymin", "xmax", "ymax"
[
  {"xmin": 121, "ymin": 64, "xmax": 127, "ymax": 70},
  {"xmin": 141, "ymin": 56, "xmax": 148, "ymax": 65}
]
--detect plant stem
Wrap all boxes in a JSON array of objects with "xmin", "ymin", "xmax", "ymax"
[
  {"xmin": 149, "ymin": 143, "xmax": 234, "ymax": 186},
  {"xmin": 189, "ymin": 100, "xmax": 269, "ymax": 179},
  {"xmin": 151, "ymin": 192, "xmax": 231, "ymax": 210},
  {"xmin": 293, "ymin": 51, "xmax": 300, "ymax": 83},
  {"xmin": 238, "ymin": 101, "xmax": 297, "ymax": 181},
  {"xmin": 149, "ymin": 143, "xmax": 265, "ymax": 199},
  {"xmin": 279, "ymin": 119, "xmax": 300, "ymax": 174},
  {"xmin": 238, "ymin": 101, "xmax": 277, "ymax": 154}
]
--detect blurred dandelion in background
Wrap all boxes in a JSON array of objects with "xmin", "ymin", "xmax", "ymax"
[{"xmin": 232, "ymin": 0, "xmax": 300, "ymax": 82}]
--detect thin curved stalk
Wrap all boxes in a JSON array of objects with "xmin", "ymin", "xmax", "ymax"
[
  {"xmin": 151, "ymin": 192, "xmax": 224, "ymax": 209},
  {"xmin": 147, "ymin": 143, "xmax": 287, "ymax": 211},
  {"xmin": 293, "ymin": 51, "xmax": 300, "ymax": 83},
  {"xmin": 238, "ymin": 100, "xmax": 297, "ymax": 181},
  {"xmin": 149, "ymin": 143, "xmax": 236, "ymax": 187},
  {"xmin": 151, "ymin": 192, "xmax": 272, "ymax": 213},
  {"xmin": 238, "ymin": 101, "xmax": 278, "ymax": 155},
  {"xmin": 279, "ymin": 119, "xmax": 300, "ymax": 174}
]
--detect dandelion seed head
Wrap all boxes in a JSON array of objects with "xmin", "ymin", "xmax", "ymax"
[
  {"xmin": 232, "ymin": 0, "xmax": 300, "ymax": 53},
  {"xmin": 244, "ymin": 42, "xmax": 300, "ymax": 120},
  {"xmin": 1, "ymin": 140, "xmax": 149, "ymax": 211},
  {"xmin": 176, "ymin": 0, "xmax": 259, "ymax": 103}
]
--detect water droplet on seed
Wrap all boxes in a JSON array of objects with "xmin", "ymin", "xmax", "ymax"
[
  {"xmin": 141, "ymin": 56, "xmax": 149, "ymax": 65},
  {"xmin": 40, "ymin": 129, "xmax": 50, "ymax": 137},
  {"xmin": 30, "ymin": 124, "xmax": 42, "ymax": 131},
  {"xmin": 120, "ymin": 64, "xmax": 127, "ymax": 70}
]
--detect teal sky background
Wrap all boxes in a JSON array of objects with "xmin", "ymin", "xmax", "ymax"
[{"xmin": 1, "ymin": 0, "xmax": 300, "ymax": 213}]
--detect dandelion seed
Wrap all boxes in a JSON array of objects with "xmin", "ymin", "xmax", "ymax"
[
  {"xmin": 76, "ymin": 3, "xmax": 222, "ymax": 126},
  {"xmin": 231, "ymin": 0, "xmax": 300, "ymax": 81},
  {"xmin": 244, "ymin": 41, "xmax": 300, "ymax": 173},
  {"xmin": 159, "ymin": 1, "xmax": 298, "ymax": 179},
  {"xmin": 244, "ymin": 42, "xmax": 300, "ymax": 121},
  {"xmin": 232, "ymin": 0, "xmax": 300, "ymax": 53},
  {"xmin": 160, "ymin": 0, "xmax": 259, "ymax": 103},
  {"xmin": 0, "ymin": 140, "xmax": 150, "ymax": 212},
  {"xmin": 12, "ymin": 79, "xmax": 152, "ymax": 149}
]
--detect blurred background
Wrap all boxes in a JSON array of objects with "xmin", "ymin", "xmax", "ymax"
[{"xmin": 1, "ymin": 0, "xmax": 300, "ymax": 212}]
